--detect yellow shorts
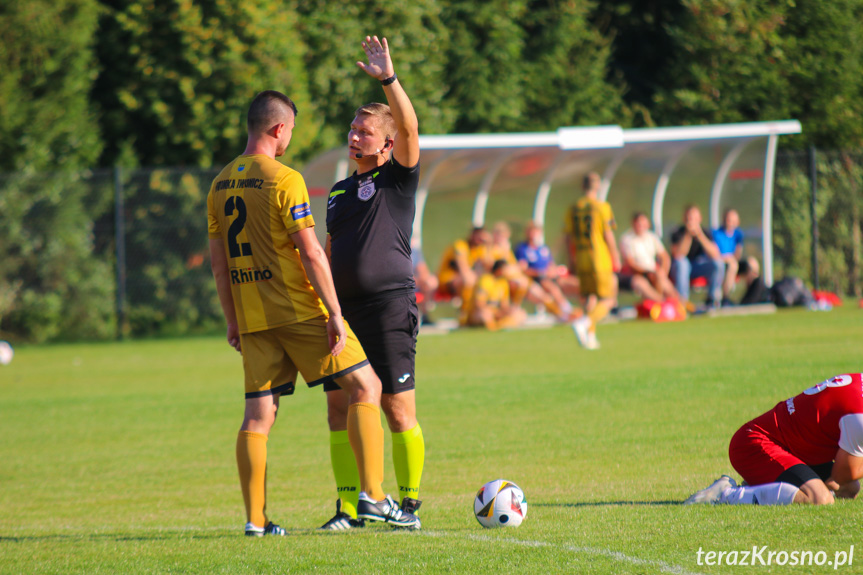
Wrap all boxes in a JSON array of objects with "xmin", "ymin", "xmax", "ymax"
[
  {"xmin": 577, "ymin": 270, "xmax": 616, "ymax": 299},
  {"xmin": 239, "ymin": 315, "xmax": 368, "ymax": 398}
]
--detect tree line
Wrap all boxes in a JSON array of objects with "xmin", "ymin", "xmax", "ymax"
[{"xmin": 2, "ymin": 0, "xmax": 862, "ymax": 341}]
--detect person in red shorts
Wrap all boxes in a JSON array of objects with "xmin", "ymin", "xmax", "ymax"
[{"xmin": 685, "ymin": 373, "xmax": 863, "ymax": 505}]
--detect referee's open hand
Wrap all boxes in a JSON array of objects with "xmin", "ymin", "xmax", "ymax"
[
  {"xmin": 357, "ymin": 35, "xmax": 394, "ymax": 81},
  {"xmin": 327, "ymin": 315, "xmax": 346, "ymax": 357}
]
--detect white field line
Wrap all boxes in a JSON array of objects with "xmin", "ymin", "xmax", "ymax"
[{"xmin": 422, "ymin": 531, "xmax": 706, "ymax": 575}]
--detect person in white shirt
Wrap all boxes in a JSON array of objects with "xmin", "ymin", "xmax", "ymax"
[{"xmin": 618, "ymin": 212, "xmax": 680, "ymax": 302}]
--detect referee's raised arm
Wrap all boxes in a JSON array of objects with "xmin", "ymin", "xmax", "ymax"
[{"xmin": 356, "ymin": 35, "xmax": 419, "ymax": 168}]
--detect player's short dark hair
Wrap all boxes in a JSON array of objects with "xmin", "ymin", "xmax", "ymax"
[
  {"xmin": 491, "ymin": 259, "xmax": 508, "ymax": 274},
  {"xmin": 247, "ymin": 90, "xmax": 298, "ymax": 135},
  {"xmin": 583, "ymin": 171, "xmax": 601, "ymax": 192},
  {"xmin": 632, "ymin": 211, "xmax": 648, "ymax": 222}
]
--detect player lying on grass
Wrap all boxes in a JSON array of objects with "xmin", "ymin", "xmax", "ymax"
[{"xmin": 686, "ymin": 373, "xmax": 863, "ymax": 505}]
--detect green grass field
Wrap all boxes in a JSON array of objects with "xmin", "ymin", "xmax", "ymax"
[{"xmin": 1, "ymin": 306, "xmax": 861, "ymax": 574}]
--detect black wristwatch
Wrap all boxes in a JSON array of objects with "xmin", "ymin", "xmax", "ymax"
[{"xmin": 381, "ymin": 74, "xmax": 398, "ymax": 86}]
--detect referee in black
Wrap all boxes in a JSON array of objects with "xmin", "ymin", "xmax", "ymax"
[{"xmin": 319, "ymin": 35, "xmax": 425, "ymax": 530}]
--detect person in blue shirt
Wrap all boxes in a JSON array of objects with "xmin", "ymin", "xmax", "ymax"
[
  {"xmin": 712, "ymin": 209, "xmax": 747, "ymax": 305},
  {"xmin": 514, "ymin": 222, "xmax": 577, "ymax": 320}
]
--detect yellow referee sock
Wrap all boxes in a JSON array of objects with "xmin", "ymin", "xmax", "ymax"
[
  {"xmin": 236, "ymin": 430, "xmax": 268, "ymax": 528},
  {"xmin": 347, "ymin": 402, "xmax": 386, "ymax": 502},
  {"xmin": 329, "ymin": 430, "xmax": 360, "ymax": 518},
  {"xmin": 392, "ymin": 423, "xmax": 425, "ymax": 503}
]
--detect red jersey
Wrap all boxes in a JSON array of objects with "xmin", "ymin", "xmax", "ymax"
[{"xmin": 768, "ymin": 374, "xmax": 863, "ymax": 463}]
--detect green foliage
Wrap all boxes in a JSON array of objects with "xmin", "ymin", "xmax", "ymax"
[
  {"xmin": 521, "ymin": 0, "xmax": 626, "ymax": 129},
  {"xmin": 437, "ymin": 0, "xmax": 625, "ymax": 133},
  {"xmin": 120, "ymin": 168, "xmax": 222, "ymax": 337},
  {"xmin": 0, "ymin": 170, "xmax": 116, "ymax": 342},
  {"xmin": 0, "ymin": 0, "xmax": 114, "ymax": 343},
  {"xmin": 93, "ymin": 0, "xmax": 319, "ymax": 168},
  {"xmin": 5, "ymin": 0, "xmax": 863, "ymax": 341},
  {"xmin": 651, "ymin": 0, "xmax": 863, "ymax": 148},
  {"xmin": 590, "ymin": 0, "xmax": 687, "ymax": 125},
  {"xmin": 440, "ymin": 0, "xmax": 529, "ymax": 132},
  {"xmin": 775, "ymin": 151, "xmax": 863, "ymax": 296},
  {"xmin": 781, "ymin": 0, "xmax": 863, "ymax": 149},
  {"xmin": 0, "ymin": 0, "xmax": 103, "ymax": 172},
  {"xmin": 294, "ymin": 0, "xmax": 454, "ymax": 150},
  {"xmin": 811, "ymin": 153, "xmax": 863, "ymax": 296},
  {"xmin": 653, "ymin": 0, "xmax": 794, "ymax": 125},
  {"xmin": 773, "ymin": 154, "xmax": 814, "ymax": 282}
]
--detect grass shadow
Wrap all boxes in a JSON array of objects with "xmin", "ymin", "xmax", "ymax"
[{"xmin": 532, "ymin": 500, "xmax": 683, "ymax": 508}]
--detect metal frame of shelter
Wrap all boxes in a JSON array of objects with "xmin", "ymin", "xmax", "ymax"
[{"xmin": 302, "ymin": 121, "xmax": 801, "ymax": 287}]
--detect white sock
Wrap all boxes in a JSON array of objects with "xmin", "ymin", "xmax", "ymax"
[{"xmin": 720, "ymin": 482, "xmax": 799, "ymax": 505}]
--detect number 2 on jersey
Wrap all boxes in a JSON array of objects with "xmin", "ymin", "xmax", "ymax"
[{"xmin": 224, "ymin": 196, "xmax": 252, "ymax": 258}]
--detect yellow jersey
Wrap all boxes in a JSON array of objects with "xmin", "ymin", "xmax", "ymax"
[
  {"xmin": 437, "ymin": 239, "xmax": 468, "ymax": 279},
  {"xmin": 207, "ymin": 154, "xmax": 327, "ymax": 334},
  {"xmin": 488, "ymin": 244, "xmax": 517, "ymax": 266},
  {"xmin": 565, "ymin": 197, "xmax": 616, "ymax": 273},
  {"xmin": 464, "ymin": 273, "xmax": 510, "ymax": 316}
]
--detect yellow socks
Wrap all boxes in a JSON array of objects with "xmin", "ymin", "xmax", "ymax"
[
  {"xmin": 329, "ymin": 430, "xmax": 360, "ymax": 518},
  {"xmin": 587, "ymin": 301, "xmax": 611, "ymax": 332},
  {"xmin": 392, "ymin": 424, "xmax": 425, "ymax": 502},
  {"xmin": 236, "ymin": 430, "xmax": 268, "ymax": 527},
  {"xmin": 347, "ymin": 402, "xmax": 385, "ymax": 501}
]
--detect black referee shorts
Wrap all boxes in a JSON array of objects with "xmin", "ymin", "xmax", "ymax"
[{"xmin": 323, "ymin": 292, "xmax": 418, "ymax": 395}]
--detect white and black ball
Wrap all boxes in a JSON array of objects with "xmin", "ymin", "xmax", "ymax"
[{"xmin": 474, "ymin": 479, "xmax": 527, "ymax": 528}]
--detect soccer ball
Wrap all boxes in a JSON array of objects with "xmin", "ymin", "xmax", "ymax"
[
  {"xmin": 0, "ymin": 341, "xmax": 13, "ymax": 366},
  {"xmin": 474, "ymin": 479, "xmax": 527, "ymax": 528}
]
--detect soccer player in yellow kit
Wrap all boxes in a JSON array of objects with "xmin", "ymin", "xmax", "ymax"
[
  {"xmin": 208, "ymin": 90, "xmax": 418, "ymax": 535},
  {"xmin": 462, "ymin": 259, "xmax": 527, "ymax": 330},
  {"xmin": 566, "ymin": 172, "xmax": 621, "ymax": 350}
]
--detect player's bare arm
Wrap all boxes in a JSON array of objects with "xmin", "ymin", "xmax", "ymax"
[
  {"xmin": 671, "ymin": 232, "xmax": 692, "ymax": 259},
  {"xmin": 828, "ymin": 447, "xmax": 863, "ymax": 494},
  {"xmin": 603, "ymin": 228, "xmax": 622, "ymax": 272},
  {"xmin": 695, "ymin": 229, "xmax": 721, "ymax": 259},
  {"xmin": 209, "ymin": 238, "xmax": 241, "ymax": 352},
  {"xmin": 357, "ymin": 35, "xmax": 419, "ymax": 168},
  {"xmin": 291, "ymin": 227, "xmax": 346, "ymax": 356}
]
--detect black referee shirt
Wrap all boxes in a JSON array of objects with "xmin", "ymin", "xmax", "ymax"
[{"xmin": 326, "ymin": 157, "xmax": 420, "ymax": 302}]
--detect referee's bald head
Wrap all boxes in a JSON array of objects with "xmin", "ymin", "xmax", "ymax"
[{"xmin": 248, "ymin": 90, "xmax": 298, "ymax": 135}]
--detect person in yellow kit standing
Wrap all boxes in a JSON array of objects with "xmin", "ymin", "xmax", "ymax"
[
  {"xmin": 208, "ymin": 89, "xmax": 418, "ymax": 535},
  {"xmin": 566, "ymin": 172, "xmax": 621, "ymax": 350}
]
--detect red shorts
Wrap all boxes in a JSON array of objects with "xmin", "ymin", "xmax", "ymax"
[{"xmin": 728, "ymin": 411, "xmax": 807, "ymax": 486}]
